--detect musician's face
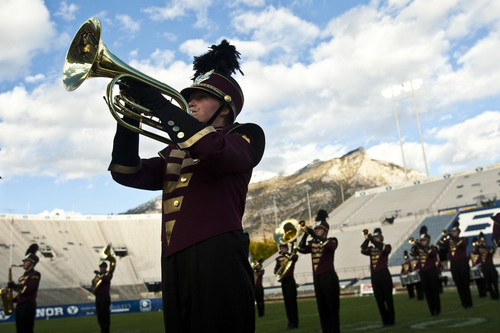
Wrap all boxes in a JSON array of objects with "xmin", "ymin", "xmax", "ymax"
[
  {"xmin": 187, "ymin": 90, "xmax": 230, "ymax": 126},
  {"xmin": 315, "ymin": 228, "xmax": 325, "ymax": 237},
  {"xmin": 22, "ymin": 260, "xmax": 32, "ymax": 271}
]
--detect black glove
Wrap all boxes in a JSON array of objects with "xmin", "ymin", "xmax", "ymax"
[
  {"xmin": 7, "ymin": 281, "xmax": 19, "ymax": 291},
  {"xmin": 119, "ymin": 79, "xmax": 169, "ymax": 111},
  {"xmin": 298, "ymin": 233, "xmax": 309, "ymax": 249},
  {"xmin": 94, "ymin": 270, "xmax": 100, "ymax": 275}
]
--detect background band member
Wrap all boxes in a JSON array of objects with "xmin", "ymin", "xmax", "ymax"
[
  {"xmin": 439, "ymin": 221, "xmax": 473, "ymax": 309},
  {"xmin": 412, "ymin": 226, "xmax": 441, "ymax": 316},
  {"xmin": 361, "ymin": 228, "xmax": 395, "ymax": 327},
  {"xmin": 469, "ymin": 237, "xmax": 487, "ymax": 298},
  {"xmin": 409, "ymin": 251, "xmax": 424, "ymax": 300},
  {"xmin": 274, "ymin": 244, "xmax": 299, "ymax": 330},
  {"xmin": 401, "ymin": 250, "xmax": 415, "ymax": 299},
  {"xmin": 491, "ymin": 213, "xmax": 500, "ymax": 247},
  {"xmin": 109, "ymin": 40, "xmax": 265, "ymax": 332},
  {"xmin": 93, "ymin": 260, "xmax": 115, "ymax": 333},
  {"xmin": 7, "ymin": 244, "xmax": 40, "ymax": 333},
  {"xmin": 298, "ymin": 209, "xmax": 340, "ymax": 333},
  {"xmin": 253, "ymin": 259, "xmax": 265, "ymax": 317},
  {"xmin": 476, "ymin": 232, "xmax": 499, "ymax": 300}
]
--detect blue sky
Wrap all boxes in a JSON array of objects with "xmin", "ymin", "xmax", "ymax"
[{"xmin": 1, "ymin": 0, "xmax": 500, "ymax": 215}]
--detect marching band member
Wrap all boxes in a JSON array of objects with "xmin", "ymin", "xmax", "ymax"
[
  {"xmin": 253, "ymin": 259, "xmax": 265, "ymax": 317},
  {"xmin": 93, "ymin": 260, "xmax": 115, "ymax": 333},
  {"xmin": 409, "ymin": 251, "xmax": 424, "ymax": 300},
  {"xmin": 361, "ymin": 228, "xmax": 395, "ymax": 327},
  {"xmin": 439, "ymin": 221, "xmax": 473, "ymax": 309},
  {"xmin": 469, "ymin": 237, "xmax": 487, "ymax": 298},
  {"xmin": 401, "ymin": 250, "xmax": 415, "ymax": 299},
  {"xmin": 7, "ymin": 244, "xmax": 41, "ymax": 333},
  {"xmin": 109, "ymin": 41, "xmax": 265, "ymax": 332},
  {"xmin": 491, "ymin": 212, "xmax": 500, "ymax": 247},
  {"xmin": 297, "ymin": 209, "xmax": 340, "ymax": 333},
  {"xmin": 274, "ymin": 243, "xmax": 299, "ymax": 330},
  {"xmin": 412, "ymin": 226, "xmax": 441, "ymax": 316},
  {"xmin": 476, "ymin": 232, "xmax": 499, "ymax": 300}
]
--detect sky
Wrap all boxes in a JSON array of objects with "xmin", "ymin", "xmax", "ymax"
[{"xmin": 1, "ymin": 0, "xmax": 500, "ymax": 215}]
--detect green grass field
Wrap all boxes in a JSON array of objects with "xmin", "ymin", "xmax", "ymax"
[{"xmin": 2, "ymin": 289, "xmax": 499, "ymax": 332}]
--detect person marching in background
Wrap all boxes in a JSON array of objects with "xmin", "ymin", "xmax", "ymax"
[
  {"xmin": 400, "ymin": 250, "xmax": 415, "ymax": 299},
  {"xmin": 297, "ymin": 209, "xmax": 340, "ymax": 333},
  {"xmin": 409, "ymin": 250, "xmax": 424, "ymax": 300},
  {"xmin": 274, "ymin": 243, "xmax": 299, "ymax": 330},
  {"xmin": 469, "ymin": 237, "xmax": 487, "ymax": 298},
  {"xmin": 412, "ymin": 226, "xmax": 441, "ymax": 316},
  {"xmin": 476, "ymin": 232, "xmax": 499, "ymax": 300},
  {"xmin": 92, "ymin": 256, "xmax": 116, "ymax": 333},
  {"xmin": 109, "ymin": 40, "xmax": 265, "ymax": 332},
  {"xmin": 361, "ymin": 228, "xmax": 395, "ymax": 327},
  {"xmin": 253, "ymin": 259, "xmax": 265, "ymax": 317},
  {"xmin": 439, "ymin": 221, "xmax": 473, "ymax": 309},
  {"xmin": 491, "ymin": 213, "xmax": 500, "ymax": 247},
  {"xmin": 7, "ymin": 244, "xmax": 41, "ymax": 333}
]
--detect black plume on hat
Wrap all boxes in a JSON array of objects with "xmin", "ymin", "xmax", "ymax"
[
  {"xmin": 315, "ymin": 209, "xmax": 329, "ymax": 221},
  {"xmin": 26, "ymin": 244, "xmax": 39, "ymax": 256},
  {"xmin": 479, "ymin": 232, "xmax": 486, "ymax": 240},
  {"xmin": 451, "ymin": 221, "xmax": 460, "ymax": 231},
  {"xmin": 192, "ymin": 40, "xmax": 243, "ymax": 79},
  {"xmin": 404, "ymin": 250, "xmax": 409, "ymax": 259},
  {"xmin": 373, "ymin": 228, "xmax": 382, "ymax": 236},
  {"xmin": 419, "ymin": 226, "xmax": 427, "ymax": 235}
]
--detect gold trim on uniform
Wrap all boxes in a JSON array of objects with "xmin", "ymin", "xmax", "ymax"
[
  {"xmin": 169, "ymin": 149, "xmax": 187, "ymax": 159},
  {"xmin": 176, "ymin": 173, "xmax": 193, "ymax": 188},
  {"xmin": 182, "ymin": 158, "xmax": 199, "ymax": 168},
  {"xmin": 107, "ymin": 160, "xmax": 143, "ymax": 174},
  {"xmin": 232, "ymin": 132, "xmax": 251, "ymax": 144},
  {"xmin": 178, "ymin": 127, "xmax": 216, "ymax": 149},
  {"xmin": 165, "ymin": 220, "xmax": 176, "ymax": 246},
  {"xmin": 166, "ymin": 162, "xmax": 182, "ymax": 176},
  {"xmin": 163, "ymin": 196, "xmax": 184, "ymax": 214}
]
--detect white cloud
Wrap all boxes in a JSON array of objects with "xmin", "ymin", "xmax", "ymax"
[
  {"xmin": 54, "ymin": 1, "xmax": 79, "ymax": 22},
  {"xmin": 116, "ymin": 14, "xmax": 141, "ymax": 35},
  {"xmin": 0, "ymin": 0, "xmax": 56, "ymax": 81}
]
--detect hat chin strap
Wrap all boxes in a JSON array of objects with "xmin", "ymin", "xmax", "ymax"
[{"xmin": 207, "ymin": 101, "xmax": 228, "ymax": 126}]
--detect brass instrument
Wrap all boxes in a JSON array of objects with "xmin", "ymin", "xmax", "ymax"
[
  {"xmin": 0, "ymin": 265, "xmax": 22, "ymax": 315},
  {"xmin": 91, "ymin": 243, "xmax": 116, "ymax": 294},
  {"xmin": 408, "ymin": 237, "xmax": 420, "ymax": 245},
  {"xmin": 442, "ymin": 229, "xmax": 448, "ymax": 236},
  {"xmin": 63, "ymin": 17, "xmax": 190, "ymax": 145},
  {"xmin": 274, "ymin": 219, "xmax": 303, "ymax": 282},
  {"xmin": 362, "ymin": 229, "xmax": 371, "ymax": 239}
]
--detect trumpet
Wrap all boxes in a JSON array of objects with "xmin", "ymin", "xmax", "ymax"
[
  {"xmin": 408, "ymin": 237, "xmax": 420, "ymax": 245},
  {"xmin": 63, "ymin": 17, "xmax": 190, "ymax": 145},
  {"xmin": 362, "ymin": 229, "xmax": 371, "ymax": 239}
]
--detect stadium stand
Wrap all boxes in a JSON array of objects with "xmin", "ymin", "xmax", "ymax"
[{"xmin": 1, "ymin": 163, "xmax": 499, "ymax": 305}]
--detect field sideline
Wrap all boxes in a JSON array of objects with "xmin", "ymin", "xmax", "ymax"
[{"xmin": 1, "ymin": 289, "xmax": 499, "ymax": 332}]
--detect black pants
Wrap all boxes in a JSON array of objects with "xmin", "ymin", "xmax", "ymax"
[
  {"xmin": 473, "ymin": 277, "xmax": 487, "ymax": 297},
  {"xmin": 450, "ymin": 259, "xmax": 472, "ymax": 308},
  {"xmin": 313, "ymin": 270, "xmax": 340, "ymax": 333},
  {"xmin": 483, "ymin": 264, "xmax": 499, "ymax": 300},
  {"xmin": 281, "ymin": 277, "xmax": 298, "ymax": 328},
  {"xmin": 255, "ymin": 284, "xmax": 264, "ymax": 317},
  {"xmin": 405, "ymin": 283, "xmax": 415, "ymax": 298},
  {"xmin": 420, "ymin": 268, "xmax": 441, "ymax": 316},
  {"xmin": 95, "ymin": 293, "xmax": 111, "ymax": 333},
  {"xmin": 414, "ymin": 282, "xmax": 424, "ymax": 300},
  {"xmin": 371, "ymin": 269, "xmax": 395, "ymax": 325},
  {"xmin": 15, "ymin": 300, "xmax": 36, "ymax": 333},
  {"xmin": 161, "ymin": 231, "xmax": 255, "ymax": 333}
]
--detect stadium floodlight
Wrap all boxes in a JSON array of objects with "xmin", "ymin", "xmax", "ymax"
[
  {"xmin": 381, "ymin": 85, "xmax": 408, "ymax": 180},
  {"xmin": 381, "ymin": 78, "xmax": 429, "ymax": 178}
]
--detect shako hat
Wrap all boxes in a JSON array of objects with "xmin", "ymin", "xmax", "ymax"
[
  {"xmin": 181, "ymin": 40, "xmax": 244, "ymax": 122},
  {"xmin": 373, "ymin": 228, "xmax": 384, "ymax": 240},
  {"xmin": 23, "ymin": 243, "xmax": 39, "ymax": 265},
  {"xmin": 419, "ymin": 226, "xmax": 430, "ymax": 241}
]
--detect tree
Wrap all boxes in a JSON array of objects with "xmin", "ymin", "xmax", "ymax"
[{"xmin": 249, "ymin": 237, "xmax": 277, "ymax": 264}]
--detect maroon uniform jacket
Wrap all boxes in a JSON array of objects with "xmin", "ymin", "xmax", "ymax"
[
  {"xmin": 401, "ymin": 261, "xmax": 412, "ymax": 275},
  {"xmin": 298, "ymin": 238, "xmax": 338, "ymax": 276},
  {"xmin": 274, "ymin": 253, "xmax": 298, "ymax": 280},
  {"xmin": 439, "ymin": 236, "xmax": 468, "ymax": 261},
  {"xmin": 361, "ymin": 243, "xmax": 391, "ymax": 273},
  {"xmin": 110, "ymin": 123, "xmax": 264, "ymax": 258},
  {"xmin": 94, "ymin": 273, "xmax": 113, "ymax": 296},
  {"xmin": 16, "ymin": 269, "xmax": 40, "ymax": 306},
  {"xmin": 417, "ymin": 245, "xmax": 439, "ymax": 271}
]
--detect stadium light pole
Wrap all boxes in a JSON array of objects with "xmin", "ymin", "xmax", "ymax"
[
  {"xmin": 381, "ymin": 85, "xmax": 408, "ymax": 180},
  {"xmin": 408, "ymin": 79, "xmax": 429, "ymax": 177}
]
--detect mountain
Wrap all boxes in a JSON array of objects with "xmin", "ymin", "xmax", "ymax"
[{"xmin": 123, "ymin": 147, "xmax": 425, "ymax": 241}]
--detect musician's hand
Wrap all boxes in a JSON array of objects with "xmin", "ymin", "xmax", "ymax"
[
  {"xmin": 94, "ymin": 270, "xmax": 100, "ymax": 275},
  {"xmin": 119, "ymin": 78, "xmax": 168, "ymax": 111},
  {"xmin": 7, "ymin": 281, "xmax": 16, "ymax": 289}
]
